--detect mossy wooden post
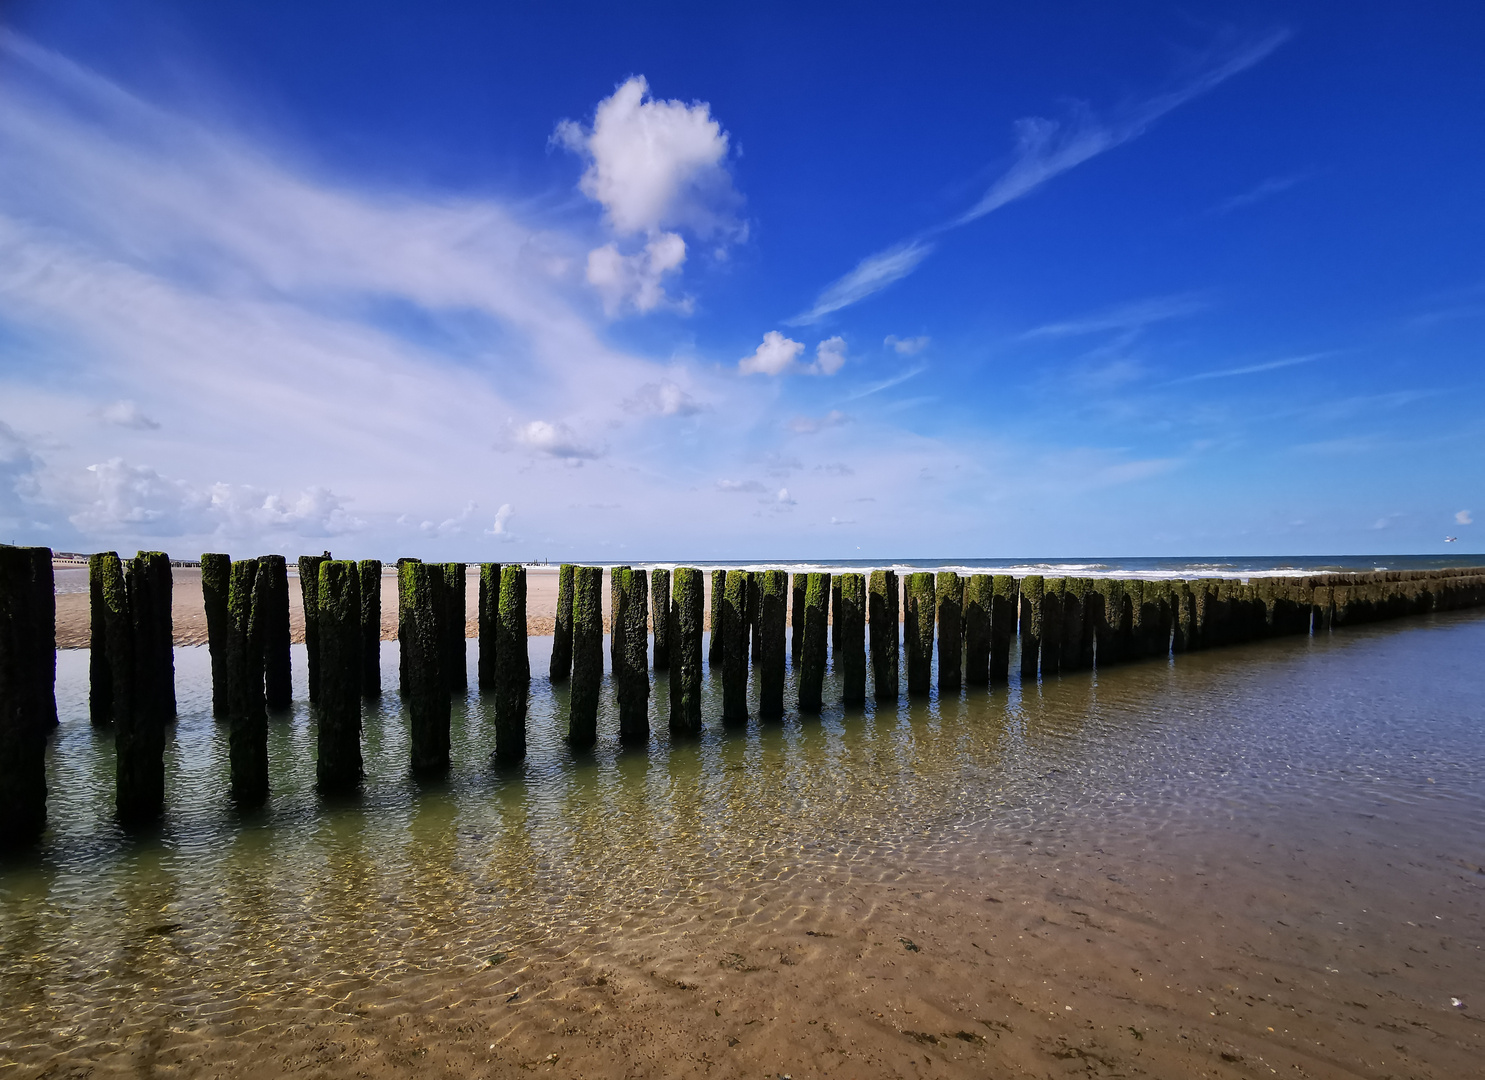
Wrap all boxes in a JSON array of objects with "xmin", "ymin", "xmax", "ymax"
[
  {"xmin": 258, "ymin": 555, "xmax": 292, "ymax": 710},
  {"xmin": 721, "ymin": 569, "xmax": 749, "ymax": 726},
  {"xmin": 298, "ymin": 553, "xmax": 329, "ymax": 703},
  {"xmin": 1088, "ymin": 580, "xmax": 1116, "ymax": 667},
  {"xmin": 316, "ymin": 560, "xmax": 362, "ymax": 792},
  {"xmin": 1059, "ymin": 579, "xmax": 1087, "ymax": 672},
  {"xmin": 839, "ymin": 573, "xmax": 866, "ymax": 706},
  {"xmin": 199, "ymin": 553, "xmax": 230, "ymax": 721},
  {"xmin": 495, "ymin": 564, "xmax": 530, "ymax": 761},
  {"xmin": 549, "ymin": 564, "xmax": 574, "ymax": 682},
  {"xmin": 868, "ymin": 569, "xmax": 900, "ymax": 701},
  {"xmin": 989, "ymin": 575, "xmax": 1016, "ymax": 683},
  {"xmin": 747, "ymin": 571, "xmax": 761, "ymax": 666},
  {"xmin": 615, "ymin": 568, "xmax": 649, "ymax": 743},
  {"xmin": 227, "ymin": 558, "xmax": 268, "ymax": 808},
  {"xmin": 399, "ymin": 561, "xmax": 449, "ymax": 774},
  {"xmin": 396, "ymin": 557, "xmax": 419, "ymax": 693},
  {"xmin": 935, "ymin": 571, "xmax": 962, "ymax": 692},
  {"xmin": 477, "ymin": 563, "xmax": 501, "ymax": 691},
  {"xmin": 904, "ymin": 572, "xmax": 935, "ymax": 695},
  {"xmin": 963, "ymin": 575, "xmax": 992, "ymax": 685},
  {"xmin": 798, "ymin": 572, "xmax": 829, "ymax": 712},
  {"xmin": 0, "ymin": 545, "xmax": 54, "ymax": 848},
  {"xmin": 831, "ymin": 575, "xmax": 843, "ymax": 661},
  {"xmin": 651, "ymin": 568, "xmax": 671, "ymax": 670},
  {"xmin": 757, "ymin": 570, "xmax": 788, "ymax": 718},
  {"xmin": 1171, "ymin": 581, "xmax": 1195, "ymax": 653},
  {"xmin": 131, "ymin": 551, "xmax": 175, "ymax": 724},
  {"xmin": 1120, "ymin": 579, "xmax": 1146, "ymax": 659},
  {"xmin": 707, "ymin": 569, "xmax": 725, "ymax": 668},
  {"xmin": 1038, "ymin": 579, "xmax": 1063, "ymax": 677},
  {"xmin": 568, "ymin": 567, "xmax": 603, "ymax": 749},
  {"xmin": 95, "ymin": 555, "xmax": 136, "ymax": 820},
  {"xmin": 670, "ymin": 567, "xmax": 704, "ymax": 735},
  {"xmin": 791, "ymin": 573, "xmax": 806, "ymax": 662},
  {"xmin": 358, "ymin": 559, "xmax": 382, "ymax": 696},
  {"xmin": 441, "ymin": 563, "xmax": 467, "ymax": 693},
  {"xmin": 1018, "ymin": 575, "xmax": 1044, "ymax": 679},
  {"xmin": 1312, "ymin": 585, "xmax": 1334, "ymax": 633}
]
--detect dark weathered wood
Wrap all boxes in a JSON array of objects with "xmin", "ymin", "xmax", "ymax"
[
  {"xmin": 747, "ymin": 571, "xmax": 761, "ymax": 667},
  {"xmin": 616, "ymin": 567, "xmax": 649, "ymax": 743},
  {"xmin": 550, "ymin": 563, "xmax": 574, "ymax": 682},
  {"xmin": 798, "ymin": 572, "xmax": 829, "ymax": 713},
  {"xmin": 839, "ymin": 573, "xmax": 866, "ymax": 706},
  {"xmin": 1018, "ymin": 575, "xmax": 1044, "ymax": 679},
  {"xmin": 989, "ymin": 575, "xmax": 1016, "ymax": 684},
  {"xmin": 316, "ymin": 560, "xmax": 362, "ymax": 792},
  {"xmin": 442, "ymin": 563, "xmax": 467, "ymax": 693},
  {"xmin": 1039, "ymin": 578, "xmax": 1063, "ymax": 677},
  {"xmin": 935, "ymin": 571, "xmax": 962, "ymax": 692},
  {"xmin": 227, "ymin": 558, "xmax": 267, "ymax": 807},
  {"xmin": 831, "ymin": 575, "xmax": 843, "ymax": 660},
  {"xmin": 669, "ymin": 567, "xmax": 704, "ymax": 735},
  {"xmin": 904, "ymin": 572, "xmax": 935, "ymax": 696},
  {"xmin": 298, "ymin": 553, "xmax": 329, "ymax": 702},
  {"xmin": 758, "ymin": 570, "xmax": 787, "ymax": 718},
  {"xmin": 722, "ymin": 569, "xmax": 749, "ymax": 726},
  {"xmin": 358, "ymin": 559, "xmax": 382, "ymax": 696},
  {"xmin": 478, "ymin": 563, "xmax": 501, "ymax": 691},
  {"xmin": 0, "ymin": 545, "xmax": 53, "ymax": 848},
  {"xmin": 1059, "ymin": 578, "xmax": 1088, "ymax": 671},
  {"xmin": 399, "ymin": 561, "xmax": 449, "ymax": 774},
  {"xmin": 963, "ymin": 574, "xmax": 991, "ymax": 686},
  {"xmin": 396, "ymin": 557, "xmax": 419, "ymax": 694},
  {"xmin": 495, "ymin": 564, "xmax": 529, "ymax": 761},
  {"xmin": 651, "ymin": 568, "xmax": 671, "ymax": 670},
  {"xmin": 708, "ymin": 569, "xmax": 725, "ymax": 667},
  {"xmin": 868, "ymin": 569, "xmax": 899, "ymax": 700},
  {"xmin": 132, "ymin": 551, "xmax": 175, "ymax": 723},
  {"xmin": 259, "ymin": 554, "xmax": 292, "ymax": 710},
  {"xmin": 568, "ymin": 566, "xmax": 603, "ymax": 748},
  {"xmin": 199, "ymin": 553, "xmax": 230, "ymax": 721}
]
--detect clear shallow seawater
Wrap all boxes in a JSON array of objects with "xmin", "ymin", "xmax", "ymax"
[{"xmin": 3, "ymin": 613, "xmax": 1484, "ymax": 1066}]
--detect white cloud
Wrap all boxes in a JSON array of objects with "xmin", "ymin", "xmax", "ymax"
[
  {"xmin": 585, "ymin": 231, "xmax": 689, "ymax": 315},
  {"xmin": 1022, "ymin": 294, "xmax": 1207, "ymax": 339},
  {"xmin": 787, "ymin": 410, "xmax": 850, "ymax": 434},
  {"xmin": 776, "ymin": 487, "xmax": 796, "ymax": 506},
  {"xmin": 513, "ymin": 420, "xmax": 602, "ymax": 461},
  {"xmin": 420, "ymin": 500, "xmax": 477, "ymax": 537},
  {"xmin": 739, "ymin": 330, "xmax": 805, "ymax": 376},
  {"xmin": 791, "ymin": 240, "xmax": 933, "ymax": 325},
  {"xmin": 488, "ymin": 503, "xmax": 515, "ymax": 541},
  {"xmin": 716, "ymin": 478, "xmax": 766, "ymax": 493},
  {"xmin": 554, "ymin": 75, "xmax": 740, "ymax": 239},
  {"xmin": 623, "ymin": 379, "xmax": 703, "ymax": 416},
  {"xmin": 812, "ymin": 336, "xmax": 847, "ymax": 376},
  {"xmin": 885, "ymin": 335, "xmax": 930, "ymax": 355},
  {"xmin": 1456, "ymin": 509, "xmax": 1473, "ymax": 525},
  {"xmin": 98, "ymin": 399, "xmax": 160, "ymax": 429}
]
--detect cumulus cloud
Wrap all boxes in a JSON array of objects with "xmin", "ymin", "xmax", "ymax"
[
  {"xmin": 813, "ymin": 336, "xmax": 847, "ymax": 375},
  {"xmin": 1456, "ymin": 509, "xmax": 1473, "ymax": 525},
  {"xmin": 554, "ymin": 75, "xmax": 740, "ymax": 238},
  {"xmin": 885, "ymin": 335, "xmax": 930, "ymax": 355},
  {"xmin": 787, "ymin": 410, "xmax": 850, "ymax": 434},
  {"xmin": 623, "ymin": 379, "xmax": 703, "ymax": 416},
  {"xmin": 585, "ymin": 231, "xmax": 688, "ymax": 315},
  {"xmin": 488, "ymin": 503, "xmax": 515, "ymax": 541},
  {"xmin": 739, "ymin": 330, "xmax": 804, "ymax": 376},
  {"xmin": 420, "ymin": 500, "xmax": 477, "ymax": 537},
  {"xmin": 716, "ymin": 478, "xmax": 765, "ymax": 493},
  {"xmin": 98, "ymin": 399, "xmax": 161, "ymax": 430},
  {"xmin": 775, "ymin": 487, "xmax": 796, "ymax": 506},
  {"xmin": 512, "ymin": 420, "xmax": 603, "ymax": 461}
]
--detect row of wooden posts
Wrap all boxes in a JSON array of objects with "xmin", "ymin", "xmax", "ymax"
[{"xmin": 2, "ymin": 543, "xmax": 1484, "ymax": 850}]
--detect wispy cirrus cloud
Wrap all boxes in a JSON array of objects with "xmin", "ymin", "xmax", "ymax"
[
  {"xmin": 1021, "ymin": 293, "xmax": 1208, "ymax": 339},
  {"xmin": 1210, "ymin": 171, "xmax": 1308, "ymax": 215},
  {"xmin": 1164, "ymin": 352, "xmax": 1330, "ymax": 385},
  {"xmin": 793, "ymin": 28, "xmax": 1289, "ymax": 323}
]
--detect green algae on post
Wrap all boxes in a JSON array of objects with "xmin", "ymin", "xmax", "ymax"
[
  {"xmin": 297, "ymin": 553, "xmax": 329, "ymax": 702},
  {"xmin": 568, "ymin": 566, "xmax": 604, "ymax": 748},
  {"xmin": 1018, "ymin": 575, "xmax": 1044, "ymax": 679},
  {"xmin": 549, "ymin": 564, "xmax": 574, "ymax": 682},
  {"xmin": 791, "ymin": 572, "xmax": 806, "ymax": 663},
  {"xmin": 495, "ymin": 563, "xmax": 529, "ymax": 762},
  {"xmin": 722, "ymin": 569, "xmax": 749, "ymax": 726},
  {"xmin": 1058, "ymin": 578, "xmax": 1088, "ymax": 671},
  {"xmin": 669, "ymin": 567, "xmax": 704, "ymax": 735},
  {"xmin": 358, "ymin": 559, "xmax": 382, "ymax": 697},
  {"xmin": 651, "ymin": 568, "xmax": 671, "ymax": 670},
  {"xmin": 989, "ymin": 575, "xmax": 1017, "ymax": 683},
  {"xmin": 227, "ymin": 558, "xmax": 267, "ymax": 808},
  {"xmin": 868, "ymin": 569, "xmax": 899, "ymax": 700},
  {"xmin": 199, "ymin": 553, "xmax": 230, "ymax": 721},
  {"xmin": 399, "ymin": 560, "xmax": 450, "ymax": 774},
  {"xmin": 1039, "ymin": 578, "xmax": 1064, "ymax": 678},
  {"xmin": 831, "ymin": 575, "xmax": 843, "ymax": 660},
  {"xmin": 0, "ymin": 545, "xmax": 53, "ymax": 849},
  {"xmin": 747, "ymin": 571, "xmax": 761, "ymax": 666},
  {"xmin": 396, "ymin": 557, "xmax": 419, "ymax": 694},
  {"xmin": 131, "ymin": 551, "xmax": 176, "ymax": 723},
  {"xmin": 798, "ymin": 572, "xmax": 829, "ymax": 712},
  {"xmin": 708, "ymin": 569, "xmax": 726, "ymax": 667},
  {"xmin": 478, "ymin": 563, "xmax": 501, "ymax": 692},
  {"xmin": 904, "ymin": 572, "xmax": 935, "ymax": 696},
  {"xmin": 935, "ymin": 571, "xmax": 962, "ymax": 692},
  {"xmin": 963, "ymin": 574, "xmax": 991, "ymax": 686},
  {"xmin": 613, "ymin": 567, "xmax": 649, "ymax": 743},
  {"xmin": 758, "ymin": 569, "xmax": 788, "ymax": 718},
  {"xmin": 839, "ymin": 572, "xmax": 866, "ymax": 706},
  {"xmin": 258, "ymin": 555, "xmax": 292, "ymax": 711},
  {"xmin": 316, "ymin": 560, "xmax": 363, "ymax": 792}
]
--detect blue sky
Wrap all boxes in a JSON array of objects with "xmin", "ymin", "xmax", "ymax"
[{"xmin": 0, "ymin": 2, "xmax": 1481, "ymax": 559}]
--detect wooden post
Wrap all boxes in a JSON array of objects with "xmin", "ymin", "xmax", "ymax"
[
  {"xmin": 962, "ymin": 574, "xmax": 991, "ymax": 685},
  {"xmin": 989, "ymin": 575, "xmax": 1016, "ymax": 683},
  {"xmin": 297, "ymin": 553, "xmax": 329, "ymax": 702},
  {"xmin": 651, "ymin": 567, "xmax": 671, "ymax": 670},
  {"xmin": 549, "ymin": 563, "xmax": 574, "ymax": 681},
  {"xmin": 478, "ymin": 563, "xmax": 500, "ymax": 691},
  {"xmin": 0, "ymin": 545, "xmax": 53, "ymax": 848},
  {"xmin": 669, "ymin": 567, "xmax": 704, "ymax": 735},
  {"xmin": 1059, "ymin": 578, "xmax": 1088, "ymax": 671},
  {"xmin": 708, "ymin": 569, "xmax": 725, "ymax": 667},
  {"xmin": 399, "ymin": 561, "xmax": 449, "ymax": 774},
  {"xmin": 798, "ymin": 572, "xmax": 829, "ymax": 712},
  {"xmin": 132, "ymin": 551, "xmax": 175, "ymax": 723},
  {"xmin": 1039, "ymin": 579, "xmax": 1063, "ymax": 677},
  {"xmin": 358, "ymin": 559, "xmax": 382, "ymax": 696},
  {"xmin": 747, "ymin": 571, "xmax": 761, "ymax": 666},
  {"xmin": 831, "ymin": 575, "xmax": 843, "ymax": 661},
  {"xmin": 868, "ymin": 569, "xmax": 899, "ymax": 700},
  {"xmin": 442, "ymin": 563, "xmax": 467, "ymax": 693},
  {"xmin": 791, "ymin": 572, "xmax": 806, "ymax": 662},
  {"xmin": 904, "ymin": 572, "xmax": 935, "ymax": 695},
  {"xmin": 1170, "ymin": 580, "xmax": 1193, "ymax": 653},
  {"xmin": 396, "ymin": 557, "xmax": 419, "ymax": 694},
  {"xmin": 840, "ymin": 572, "xmax": 866, "ymax": 706},
  {"xmin": 935, "ymin": 571, "xmax": 962, "ymax": 692},
  {"xmin": 259, "ymin": 555, "xmax": 292, "ymax": 710},
  {"xmin": 568, "ymin": 566, "xmax": 603, "ymax": 749},
  {"xmin": 227, "ymin": 558, "xmax": 268, "ymax": 808},
  {"xmin": 1018, "ymin": 575, "xmax": 1044, "ymax": 679},
  {"xmin": 722, "ymin": 569, "xmax": 749, "ymax": 726},
  {"xmin": 759, "ymin": 570, "xmax": 788, "ymax": 718},
  {"xmin": 618, "ymin": 568, "xmax": 649, "ymax": 743},
  {"xmin": 199, "ymin": 553, "xmax": 230, "ymax": 721},
  {"xmin": 316, "ymin": 560, "xmax": 363, "ymax": 792},
  {"xmin": 495, "ymin": 564, "xmax": 529, "ymax": 761}
]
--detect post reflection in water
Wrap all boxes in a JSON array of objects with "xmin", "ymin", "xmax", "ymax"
[{"xmin": 3, "ymin": 612, "xmax": 1485, "ymax": 1070}]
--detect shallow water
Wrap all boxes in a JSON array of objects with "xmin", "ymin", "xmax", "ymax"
[{"xmin": 4, "ymin": 614, "xmax": 1484, "ymax": 1072}]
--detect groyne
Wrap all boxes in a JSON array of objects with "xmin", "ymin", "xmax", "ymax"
[{"xmin": 2, "ymin": 544, "xmax": 1483, "ymax": 846}]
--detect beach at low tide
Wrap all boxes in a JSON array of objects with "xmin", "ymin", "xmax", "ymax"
[{"xmin": 4, "ymin": 596, "xmax": 1484, "ymax": 1077}]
